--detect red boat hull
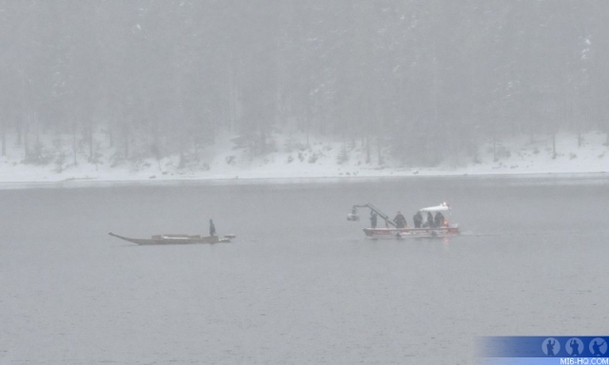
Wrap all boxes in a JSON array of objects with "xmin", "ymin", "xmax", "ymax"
[{"xmin": 363, "ymin": 226, "xmax": 460, "ymax": 239}]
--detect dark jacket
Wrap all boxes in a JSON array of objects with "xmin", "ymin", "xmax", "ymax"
[
  {"xmin": 434, "ymin": 213, "xmax": 445, "ymax": 227},
  {"xmin": 394, "ymin": 213, "xmax": 407, "ymax": 228},
  {"xmin": 427, "ymin": 212, "xmax": 434, "ymax": 227},
  {"xmin": 413, "ymin": 212, "xmax": 423, "ymax": 228},
  {"xmin": 209, "ymin": 221, "xmax": 216, "ymax": 236}
]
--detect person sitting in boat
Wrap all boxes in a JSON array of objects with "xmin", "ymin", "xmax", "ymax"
[
  {"xmin": 413, "ymin": 211, "xmax": 423, "ymax": 228},
  {"xmin": 370, "ymin": 210, "xmax": 378, "ymax": 228},
  {"xmin": 393, "ymin": 211, "xmax": 407, "ymax": 228},
  {"xmin": 209, "ymin": 219, "xmax": 216, "ymax": 236},
  {"xmin": 425, "ymin": 212, "xmax": 434, "ymax": 228},
  {"xmin": 434, "ymin": 212, "xmax": 445, "ymax": 227}
]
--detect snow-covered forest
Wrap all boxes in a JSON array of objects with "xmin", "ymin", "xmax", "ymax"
[{"xmin": 1, "ymin": 1, "xmax": 608, "ymax": 176}]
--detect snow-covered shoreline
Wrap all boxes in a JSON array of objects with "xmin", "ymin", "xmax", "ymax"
[{"xmin": 1, "ymin": 131, "xmax": 607, "ymax": 185}]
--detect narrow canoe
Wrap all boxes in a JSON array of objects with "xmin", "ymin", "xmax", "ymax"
[{"xmin": 108, "ymin": 232, "xmax": 232, "ymax": 245}]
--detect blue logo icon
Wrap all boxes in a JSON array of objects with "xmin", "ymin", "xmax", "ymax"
[
  {"xmin": 565, "ymin": 338, "xmax": 584, "ymax": 356},
  {"xmin": 589, "ymin": 338, "xmax": 608, "ymax": 356},
  {"xmin": 542, "ymin": 338, "xmax": 560, "ymax": 356}
]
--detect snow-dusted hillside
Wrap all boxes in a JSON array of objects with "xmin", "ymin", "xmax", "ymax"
[{"xmin": 0, "ymin": 131, "xmax": 607, "ymax": 183}]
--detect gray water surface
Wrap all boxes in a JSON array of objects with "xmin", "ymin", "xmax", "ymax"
[{"xmin": 2, "ymin": 176, "xmax": 608, "ymax": 364}]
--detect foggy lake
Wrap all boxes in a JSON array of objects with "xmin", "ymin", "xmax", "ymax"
[{"xmin": 2, "ymin": 175, "xmax": 608, "ymax": 364}]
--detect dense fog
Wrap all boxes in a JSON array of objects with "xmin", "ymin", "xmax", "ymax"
[{"xmin": 1, "ymin": 1, "xmax": 608, "ymax": 166}]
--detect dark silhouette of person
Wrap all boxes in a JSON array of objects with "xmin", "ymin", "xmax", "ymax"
[
  {"xmin": 393, "ymin": 211, "xmax": 407, "ymax": 228},
  {"xmin": 370, "ymin": 211, "xmax": 378, "ymax": 228},
  {"xmin": 434, "ymin": 212, "xmax": 445, "ymax": 228},
  {"xmin": 592, "ymin": 339, "xmax": 604, "ymax": 356},
  {"xmin": 426, "ymin": 212, "xmax": 434, "ymax": 228},
  {"xmin": 209, "ymin": 219, "xmax": 216, "ymax": 237},
  {"xmin": 570, "ymin": 339, "xmax": 580, "ymax": 356},
  {"xmin": 413, "ymin": 211, "xmax": 423, "ymax": 228},
  {"xmin": 546, "ymin": 339, "xmax": 556, "ymax": 356}
]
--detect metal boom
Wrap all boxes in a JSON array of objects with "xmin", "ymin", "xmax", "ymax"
[{"xmin": 352, "ymin": 204, "xmax": 397, "ymax": 228}]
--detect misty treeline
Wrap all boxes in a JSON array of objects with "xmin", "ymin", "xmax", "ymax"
[{"xmin": 1, "ymin": 1, "xmax": 608, "ymax": 168}]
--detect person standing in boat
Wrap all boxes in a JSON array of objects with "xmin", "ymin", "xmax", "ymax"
[
  {"xmin": 413, "ymin": 211, "xmax": 423, "ymax": 228},
  {"xmin": 393, "ymin": 211, "xmax": 407, "ymax": 228},
  {"xmin": 209, "ymin": 219, "xmax": 216, "ymax": 237},
  {"xmin": 426, "ymin": 212, "xmax": 434, "ymax": 228},
  {"xmin": 434, "ymin": 212, "xmax": 445, "ymax": 227},
  {"xmin": 370, "ymin": 210, "xmax": 378, "ymax": 228}
]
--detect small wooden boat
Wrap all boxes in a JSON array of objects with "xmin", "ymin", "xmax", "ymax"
[{"xmin": 108, "ymin": 232, "xmax": 234, "ymax": 245}]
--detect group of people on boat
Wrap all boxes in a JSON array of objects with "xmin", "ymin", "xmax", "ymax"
[
  {"xmin": 370, "ymin": 209, "xmax": 446, "ymax": 229},
  {"xmin": 413, "ymin": 211, "xmax": 446, "ymax": 228}
]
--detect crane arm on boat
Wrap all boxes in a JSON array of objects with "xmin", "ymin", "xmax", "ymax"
[{"xmin": 347, "ymin": 203, "xmax": 398, "ymax": 228}]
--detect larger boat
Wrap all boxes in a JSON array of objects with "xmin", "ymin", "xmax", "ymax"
[
  {"xmin": 347, "ymin": 202, "xmax": 460, "ymax": 239},
  {"xmin": 108, "ymin": 232, "xmax": 235, "ymax": 245}
]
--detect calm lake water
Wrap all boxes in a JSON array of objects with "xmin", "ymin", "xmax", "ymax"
[{"xmin": 2, "ymin": 175, "xmax": 608, "ymax": 364}]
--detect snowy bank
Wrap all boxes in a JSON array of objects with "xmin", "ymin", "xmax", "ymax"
[{"xmin": 0, "ymin": 131, "xmax": 607, "ymax": 184}]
